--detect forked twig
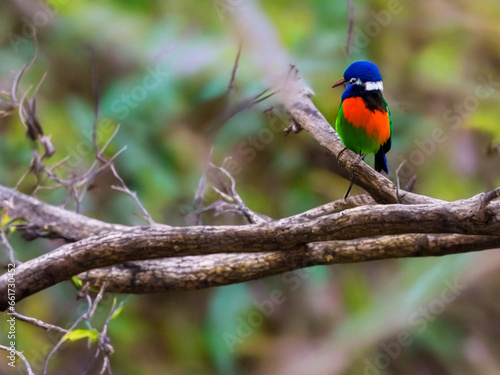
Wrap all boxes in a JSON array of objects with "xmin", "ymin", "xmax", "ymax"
[{"xmin": 0, "ymin": 345, "xmax": 35, "ymax": 375}]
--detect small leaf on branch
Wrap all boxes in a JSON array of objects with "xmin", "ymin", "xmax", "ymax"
[{"xmin": 62, "ymin": 328, "xmax": 99, "ymax": 343}]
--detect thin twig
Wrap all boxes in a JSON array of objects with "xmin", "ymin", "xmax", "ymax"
[
  {"xmin": 83, "ymin": 287, "xmax": 116, "ymax": 375},
  {"xmin": 43, "ymin": 294, "xmax": 92, "ymax": 375},
  {"xmin": 99, "ymin": 123, "xmax": 121, "ymax": 155},
  {"xmin": 89, "ymin": 47, "xmax": 105, "ymax": 163},
  {"xmin": 207, "ymin": 162, "xmax": 271, "ymax": 224},
  {"xmin": 346, "ymin": 0, "xmax": 354, "ymax": 56},
  {"xmin": 192, "ymin": 146, "xmax": 211, "ymax": 225},
  {"xmin": 227, "ymin": 43, "xmax": 242, "ymax": 93},
  {"xmin": 395, "ymin": 159, "xmax": 406, "ymax": 202},
  {"xmin": 88, "ymin": 282, "xmax": 107, "ymax": 318},
  {"xmin": 43, "ymin": 283, "xmax": 107, "ymax": 375},
  {"xmin": 479, "ymin": 187, "xmax": 500, "ymax": 210},
  {"xmin": 17, "ymin": 84, "xmax": 32, "ymax": 130},
  {"xmin": 25, "ymin": 27, "xmax": 40, "ymax": 74},
  {"xmin": 0, "ymin": 223, "xmax": 15, "ymax": 265},
  {"xmin": 0, "ymin": 344, "xmax": 35, "ymax": 375},
  {"xmin": 97, "ymin": 298, "xmax": 119, "ymax": 375},
  {"xmin": 10, "ymin": 312, "xmax": 68, "ymax": 334},
  {"xmin": 10, "ymin": 64, "xmax": 27, "ymax": 106},
  {"xmin": 32, "ymin": 72, "xmax": 47, "ymax": 101},
  {"xmin": 11, "ymin": 28, "xmax": 39, "ymax": 106},
  {"xmin": 74, "ymin": 145, "xmax": 127, "ymax": 205},
  {"xmin": 109, "ymin": 162, "xmax": 155, "ymax": 225}
]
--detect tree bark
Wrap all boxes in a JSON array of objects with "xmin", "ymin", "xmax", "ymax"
[
  {"xmin": 1, "ymin": 0, "xmax": 500, "ymax": 313},
  {"xmin": 1, "ymin": 183, "xmax": 499, "ymax": 311},
  {"xmin": 79, "ymin": 233, "xmax": 500, "ymax": 294}
]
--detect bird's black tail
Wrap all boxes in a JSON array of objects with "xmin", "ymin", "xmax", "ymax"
[{"xmin": 374, "ymin": 148, "xmax": 389, "ymax": 174}]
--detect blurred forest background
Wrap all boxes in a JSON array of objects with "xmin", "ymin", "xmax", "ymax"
[{"xmin": 1, "ymin": 0, "xmax": 500, "ymax": 374}]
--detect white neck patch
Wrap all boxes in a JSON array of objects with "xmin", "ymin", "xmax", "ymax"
[{"xmin": 365, "ymin": 81, "xmax": 384, "ymax": 91}]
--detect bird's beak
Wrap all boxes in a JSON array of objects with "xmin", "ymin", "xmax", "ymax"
[{"xmin": 332, "ymin": 78, "xmax": 346, "ymax": 88}]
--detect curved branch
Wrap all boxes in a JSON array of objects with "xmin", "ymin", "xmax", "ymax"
[
  {"xmin": 287, "ymin": 90, "xmax": 444, "ymax": 205},
  {"xmin": 0, "ymin": 185, "xmax": 128, "ymax": 240},
  {"xmin": 0, "ymin": 0, "xmax": 499, "ymax": 317},
  {"xmin": 1, "ymin": 190, "xmax": 499, "ymax": 310},
  {"xmin": 79, "ymin": 233, "xmax": 500, "ymax": 293},
  {"xmin": 228, "ymin": 1, "xmax": 441, "ymax": 205},
  {"xmin": 288, "ymin": 99, "xmax": 395, "ymax": 203},
  {"xmin": 0, "ymin": 184, "xmax": 373, "ymax": 240}
]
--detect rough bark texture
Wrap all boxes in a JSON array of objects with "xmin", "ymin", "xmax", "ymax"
[
  {"xmin": 0, "ymin": 3, "xmax": 499, "ymax": 310},
  {"xmin": 0, "ymin": 182, "xmax": 499, "ymax": 310},
  {"xmin": 80, "ymin": 234, "xmax": 500, "ymax": 294},
  {"xmin": 0, "ymin": 185, "xmax": 129, "ymax": 240}
]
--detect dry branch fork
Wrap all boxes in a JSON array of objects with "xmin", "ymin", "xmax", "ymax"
[
  {"xmin": 1, "ymin": 59, "xmax": 499, "ymax": 312},
  {"xmin": 1, "ymin": 180, "xmax": 499, "ymax": 311}
]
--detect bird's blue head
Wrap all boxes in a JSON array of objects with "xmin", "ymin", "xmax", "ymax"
[
  {"xmin": 332, "ymin": 61, "xmax": 384, "ymax": 100},
  {"xmin": 343, "ymin": 61, "xmax": 382, "ymax": 83}
]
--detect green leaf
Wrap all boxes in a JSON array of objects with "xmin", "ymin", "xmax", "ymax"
[
  {"xmin": 62, "ymin": 328, "xmax": 99, "ymax": 343},
  {"xmin": 110, "ymin": 301, "xmax": 124, "ymax": 320},
  {"xmin": 0, "ymin": 212, "xmax": 18, "ymax": 234},
  {"xmin": 0, "ymin": 211, "xmax": 10, "ymax": 230},
  {"xmin": 71, "ymin": 276, "xmax": 83, "ymax": 289}
]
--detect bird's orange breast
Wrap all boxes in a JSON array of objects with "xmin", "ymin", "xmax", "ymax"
[{"xmin": 342, "ymin": 96, "xmax": 390, "ymax": 145}]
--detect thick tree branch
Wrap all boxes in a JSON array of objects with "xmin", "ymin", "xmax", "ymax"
[
  {"xmin": 288, "ymin": 99, "xmax": 397, "ymax": 203},
  {"xmin": 0, "ymin": 0, "xmax": 498, "ymax": 316},
  {"xmin": 229, "ymin": 1, "xmax": 441, "ymax": 205},
  {"xmin": 287, "ymin": 96, "xmax": 444, "ymax": 205},
  {"xmin": 78, "ymin": 233, "xmax": 500, "ymax": 293},
  {"xmin": 0, "ymin": 185, "xmax": 128, "ymax": 240},
  {"xmin": 1, "ymin": 188, "xmax": 499, "ymax": 310},
  {"xmin": 0, "ymin": 184, "xmax": 371, "ymax": 241}
]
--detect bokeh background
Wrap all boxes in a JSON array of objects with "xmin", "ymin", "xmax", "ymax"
[{"xmin": 1, "ymin": 0, "xmax": 500, "ymax": 374}]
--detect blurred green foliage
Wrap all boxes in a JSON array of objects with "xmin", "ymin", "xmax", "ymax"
[{"xmin": 1, "ymin": 0, "xmax": 500, "ymax": 374}]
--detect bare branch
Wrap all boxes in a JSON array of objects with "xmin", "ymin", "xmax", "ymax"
[
  {"xmin": 96, "ymin": 298, "xmax": 118, "ymax": 375},
  {"xmin": 77, "ymin": 233, "xmax": 500, "ymax": 294},
  {"xmin": 346, "ymin": 0, "xmax": 354, "ymax": 56},
  {"xmin": 43, "ymin": 293, "xmax": 92, "ymax": 375},
  {"xmin": 43, "ymin": 283, "xmax": 107, "ymax": 375},
  {"xmin": 479, "ymin": 187, "xmax": 500, "ymax": 209},
  {"xmin": 0, "ymin": 184, "xmax": 128, "ymax": 241},
  {"xmin": 10, "ymin": 312, "xmax": 68, "ymax": 334},
  {"xmin": 227, "ymin": 4, "xmax": 439, "ymax": 205},
  {"xmin": 287, "ymin": 94, "xmax": 435, "ymax": 205},
  {"xmin": 89, "ymin": 47, "xmax": 103, "ymax": 162},
  {"xmin": 206, "ymin": 163, "xmax": 272, "ymax": 224},
  {"xmin": 0, "ymin": 221, "xmax": 16, "ymax": 265},
  {"xmin": 109, "ymin": 162, "xmax": 155, "ymax": 225},
  {"xmin": 286, "ymin": 193, "xmax": 376, "ymax": 223},
  {"xmin": 0, "ymin": 344, "xmax": 35, "ymax": 375},
  {"xmin": 0, "ymin": 2, "xmax": 498, "ymax": 344},
  {"xmin": 1, "ymin": 189, "xmax": 500, "ymax": 310},
  {"xmin": 192, "ymin": 170, "xmax": 208, "ymax": 225},
  {"xmin": 227, "ymin": 43, "xmax": 242, "ymax": 93}
]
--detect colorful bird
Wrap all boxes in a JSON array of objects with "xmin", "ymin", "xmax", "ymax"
[{"xmin": 332, "ymin": 61, "xmax": 392, "ymax": 197}]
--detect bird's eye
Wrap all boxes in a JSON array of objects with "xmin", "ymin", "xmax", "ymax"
[{"xmin": 349, "ymin": 78, "xmax": 357, "ymax": 84}]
